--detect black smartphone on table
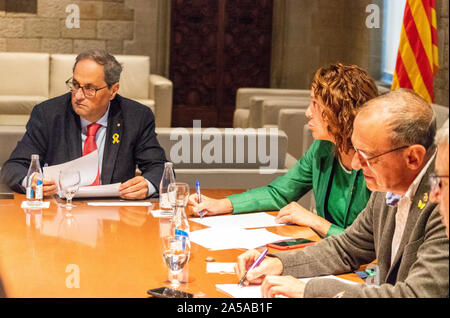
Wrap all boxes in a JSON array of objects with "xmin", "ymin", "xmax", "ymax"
[
  {"xmin": 147, "ymin": 287, "xmax": 194, "ymax": 298},
  {"xmin": 267, "ymin": 238, "xmax": 316, "ymax": 250}
]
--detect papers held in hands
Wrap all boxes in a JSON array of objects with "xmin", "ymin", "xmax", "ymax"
[{"xmin": 43, "ymin": 150, "xmax": 120, "ymax": 198}]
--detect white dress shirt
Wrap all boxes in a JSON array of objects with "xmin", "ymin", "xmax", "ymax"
[
  {"xmin": 79, "ymin": 105, "xmax": 156, "ymax": 196},
  {"xmin": 391, "ymin": 151, "xmax": 436, "ymax": 264}
]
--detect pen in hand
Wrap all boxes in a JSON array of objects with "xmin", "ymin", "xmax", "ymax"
[
  {"xmin": 238, "ymin": 248, "xmax": 269, "ymax": 287},
  {"xmin": 195, "ymin": 180, "xmax": 204, "ymax": 218}
]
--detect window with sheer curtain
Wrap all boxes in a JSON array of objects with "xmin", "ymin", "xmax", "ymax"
[{"xmin": 381, "ymin": 0, "xmax": 407, "ymax": 85}]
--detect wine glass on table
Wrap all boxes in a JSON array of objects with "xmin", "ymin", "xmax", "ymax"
[{"xmin": 59, "ymin": 170, "xmax": 81, "ymax": 214}]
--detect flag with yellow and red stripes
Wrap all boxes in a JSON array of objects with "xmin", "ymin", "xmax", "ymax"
[{"xmin": 392, "ymin": 0, "xmax": 439, "ymax": 103}]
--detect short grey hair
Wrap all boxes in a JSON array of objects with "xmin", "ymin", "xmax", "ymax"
[
  {"xmin": 435, "ymin": 120, "xmax": 449, "ymax": 148},
  {"xmin": 360, "ymin": 88, "xmax": 436, "ymax": 149},
  {"xmin": 73, "ymin": 49, "xmax": 123, "ymax": 87}
]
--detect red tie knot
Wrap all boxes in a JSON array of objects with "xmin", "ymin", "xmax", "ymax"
[{"xmin": 87, "ymin": 123, "xmax": 102, "ymax": 137}]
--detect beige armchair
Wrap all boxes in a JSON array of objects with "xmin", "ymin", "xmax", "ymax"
[
  {"xmin": 277, "ymin": 108, "xmax": 310, "ymax": 160},
  {"xmin": 260, "ymin": 97, "xmax": 311, "ymax": 128},
  {"xmin": 0, "ymin": 53, "xmax": 49, "ymax": 126},
  {"xmin": 233, "ymin": 88, "xmax": 311, "ymax": 128}
]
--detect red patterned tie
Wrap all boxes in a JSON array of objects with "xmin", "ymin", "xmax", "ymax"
[{"xmin": 83, "ymin": 123, "xmax": 102, "ymax": 186}]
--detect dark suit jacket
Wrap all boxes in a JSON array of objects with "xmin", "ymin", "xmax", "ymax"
[
  {"xmin": 0, "ymin": 93, "xmax": 167, "ymax": 197},
  {"xmin": 274, "ymin": 159, "xmax": 449, "ymax": 297}
]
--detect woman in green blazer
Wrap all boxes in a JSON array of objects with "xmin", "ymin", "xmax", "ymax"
[{"xmin": 189, "ymin": 63, "xmax": 379, "ymax": 237}]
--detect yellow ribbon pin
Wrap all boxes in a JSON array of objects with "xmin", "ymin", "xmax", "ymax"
[
  {"xmin": 112, "ymin": 133, "xmax": 120, "ymax": 144},
  {"xmin": 418, "ymin": 200, "xmax": 426, "ymax": 210}
]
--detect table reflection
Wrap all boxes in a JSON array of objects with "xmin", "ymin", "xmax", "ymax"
[{"xmin": 22, "ymin": 203, "xmax": 152, "ymax": 248}]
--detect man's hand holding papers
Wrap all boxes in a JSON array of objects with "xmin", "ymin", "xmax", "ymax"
[{"xmin": 43, "ymin": 150, "xmax": 121, "ymax": 199}]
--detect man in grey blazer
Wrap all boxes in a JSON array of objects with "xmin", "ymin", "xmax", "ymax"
[
  {"xmin": 235, "ymin": 89, "xmax": 449, "ymax": 298},
  {"xmin": 430, "ymin": 121, "xmax": 449, "ymax": 237}
]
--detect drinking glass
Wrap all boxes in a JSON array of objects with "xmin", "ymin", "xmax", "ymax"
[
  {"xmin": 167, "ymin": 182, "xmax": 189, "ymax": 208},
  {"xmin": 161, "ymin": 233, "xmax": 190, "ymax": 288},
  {"xmin": 59, "ymin": 170, "xmax": 81, "ymax": 212}
]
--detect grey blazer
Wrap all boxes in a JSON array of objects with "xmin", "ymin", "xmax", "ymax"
[{"xmin": 273, "ymin": 162, "xmax": 449, "ymax": 297}]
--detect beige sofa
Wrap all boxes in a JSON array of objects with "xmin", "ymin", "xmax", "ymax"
[
  {"xmin": 234, "ymin": 85, "xmax": 391, "ymax": 129},
  {"xmin": 154, "ymin": 127, "xmax": 295, "ymax": 189},
  {"xmin": 0, "ymin": 52, "xmax": 173, "ymax": 127},
  {"xmin": 233, "ymin": 88, "xmax": 311, "ymax": 128},
  {"xmin": 1, "ymin": 126, "xmax": 294, "ymax": 188}
]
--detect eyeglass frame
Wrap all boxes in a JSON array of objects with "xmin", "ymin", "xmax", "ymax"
[
  {"xmin": 429, "ymin": 173, "xmax": 449, "ymax": 195},
  {"xmin": 65, "ymin": 77, "xmax": 109, "ymax": 98},
  {"xmin": 354, "ymin": 145, "xmax": 410, "ymax": 166}
]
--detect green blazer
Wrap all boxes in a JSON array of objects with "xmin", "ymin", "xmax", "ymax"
[{"xmin": 228, "ymin": 140, "xmax": 371, "ymax": 237}]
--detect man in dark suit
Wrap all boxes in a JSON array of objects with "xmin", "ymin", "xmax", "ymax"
[
  {"xmin": 235, "ymin": 89, "xmax": 448, "ymax": 297},
  {"xmin": 0, "ymin": 49, "xmax": 167, "ymax": 200}
]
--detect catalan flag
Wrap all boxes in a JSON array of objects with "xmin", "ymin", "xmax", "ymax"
[{"xmin": 392, "ymin": 0, "xmax": 439, "ymax": 103}]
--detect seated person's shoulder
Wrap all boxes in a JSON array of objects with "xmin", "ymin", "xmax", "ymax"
[
  {"xmin": 308, "ymin": 139, "xmax": 335, "ymax": 156},
  {"xmin": 34, "ymin": 93, "xmax": 72, "ymax": 114},
  {"xmin": 115, "ymin": 95, "xmax": 155, "ymax": 119}
]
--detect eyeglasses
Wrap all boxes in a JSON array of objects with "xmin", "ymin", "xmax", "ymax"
[
  {"xmin": 354, "ymin": 145, "xmax": 410, "ymax": 166},
  {"xmin": 66, "ymin": 78, "xmax": 108, "ymax": 98},
  {"xmin": 429, "ymin": 173, "xmax": 449, "ymax": 195}
]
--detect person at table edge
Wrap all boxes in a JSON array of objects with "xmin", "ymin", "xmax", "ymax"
[
  {"xmin": 430, "ymin": 120, "xmax": 449, "ymax": 237},
  {"xmin": 190, "ymin": 63, "xmax": 378, "ymax": 237},
  {"xmin": 0, "ymin": 49, "xmax": 167, "ymax": 200},
  {"xmin": 235, "ymin": 89, "xmax": 448, "ymax": 298}
]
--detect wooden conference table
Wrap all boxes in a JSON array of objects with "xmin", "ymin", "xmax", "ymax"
[{"xmin": 0, "ymin": 189, "xmax": 364, "ymax": 298}]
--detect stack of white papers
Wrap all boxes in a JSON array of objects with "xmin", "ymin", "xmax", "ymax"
[
  {"xmin": 189, "ymin": 227, "xmax": 292, "ymax": 250},
  {"xmin": 216, "ymin": 275, "xmax": 359, "ymax": 298},
  {"xmin": 43, "ymin": 151, "xmax": 121, "ymax": 198},
  {"xmin": 191, "ymin": 212, "xmax": 282, "ymax": 229}
]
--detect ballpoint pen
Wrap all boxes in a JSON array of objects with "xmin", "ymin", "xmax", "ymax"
[
  {"xmin": 195, "ymin": 180, "xmax": 204, "ymax": 218},
  {"xmin": 238, "ymin": 248, "xmax": 269, "ymax": 287}
]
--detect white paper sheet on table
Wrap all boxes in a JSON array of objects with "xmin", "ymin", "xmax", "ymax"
[
  {"xmin": 73, "ymin": 183, "xmax": 121, "ymax": 198},
  {"xmin": 190, "ymin": 227, "xmax": 292, "ymax": 250},
  {"xmin": 191, "ymin": 212, "xmax": 283, "ymax": 229},
  {"xmin": 150, "ymin": 209, "xmax": 174, "ymax": 218},
  {"xmin": 216, "ymin": 275, "xmax": 359, "ymax": 298},
  {"xmin": 87, "ymin": 201, "xmax": 152, "ymax": 207},
  {"xmin": 207, "ymin": 262, "xmax": 236, "ymax": 274},
  {"xmin": 21, "ymin": 201, "xmax": 50, "ymax": 209}
]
